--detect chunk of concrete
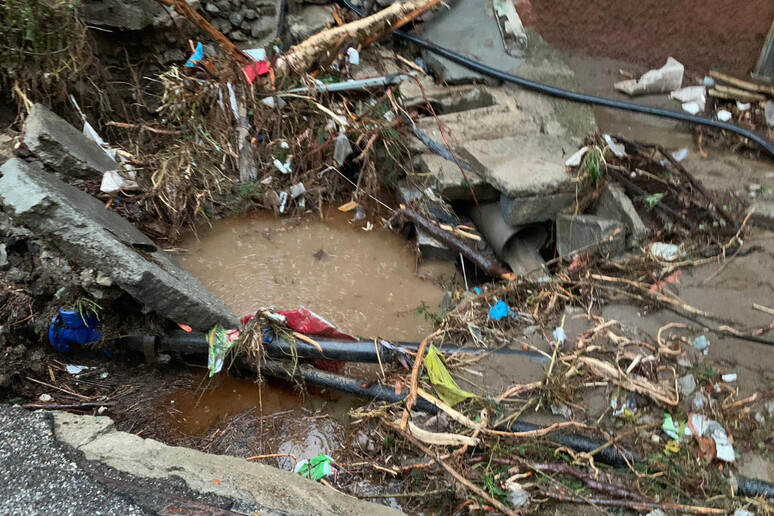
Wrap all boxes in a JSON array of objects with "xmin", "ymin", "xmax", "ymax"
[
  {"xmin": 396, "ymin": 183, "xmax": 458, "ymax": 262},
  {"xmin": 458, "ymin": 134, "xmax": 573, "ymax": 197},
  {"xmin": 78, "ymin": 0, "xmax": 164, "ymax": 30},
  {"xmin": 421, "ymin": 0, "xmax": 523, "ymax": 83},
  {"xmin": 22, "ymin": 104, "xmax": 119, "ymax": 181},
  {"xmin": 287, "ymin": 5, "xmax": 333, "ymax": 42},
  {"xmin": 398, "ymin": 81, "xmax": 497, "ymax": 114},
  {"xmin": 593, "ymin": 184, "xmax": 649, "ymax": 247},
  {"xmin": 556, "ymin": 214, "xmax": 625, "ymax": 258},
  {"xmin": 414, "ymin": 153, "xmax": 498, "ymax": 202},
  {"xmin": 751, "ymin": 197, "xmax": 774, "ymax": 230},
  {"xmin": 500, "ymin": 191, "xmax": 574, "ymax": 225},
  {"xmin": 0, "ymin": 159, "xmax": 237, "ymax": 331}
]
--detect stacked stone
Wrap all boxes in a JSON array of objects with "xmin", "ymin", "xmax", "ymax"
[{"xmin": 203, "ymin": 0, "xmax": 276, "ymax": 43}]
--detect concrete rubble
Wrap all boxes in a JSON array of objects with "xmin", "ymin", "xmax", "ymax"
[
  {"xmin": 593, "ymin": 183, "xmax": 649, "ymax": 247},
  {"xmin": 21, "ymin": 104, "xmax": 120, "ymax": 182},
  {"xmin": 556, "ymin": 214, "xmax": 626, "ymax": 258},
  {"xmin": 0, "ymin": 158, "xmax": 238, "ymax": 331}
]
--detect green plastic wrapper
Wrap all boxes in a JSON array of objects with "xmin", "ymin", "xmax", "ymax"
[
  {"xmin": 207, "ymin": 324, "xmax": 240, "ymax": 377},
  {"xmin": 425, "ymin": 344, "xmax": 476, "ymax": 406}
]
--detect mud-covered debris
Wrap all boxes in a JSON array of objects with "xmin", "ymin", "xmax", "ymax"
[{"xmin": 614, "ymin": 57, "xmax": 684, "ymax": 96}]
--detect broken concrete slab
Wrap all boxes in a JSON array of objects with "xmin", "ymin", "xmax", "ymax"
[
  {"xmin": 398, "ymin": 81, "xmax": 497, "ymax": 114},
  {"xmin": 556, "ymin": 214, "xmax": 625, "ymax": 258},
  {"xmin": 414, "ymin": 153, "xmax": 499, "ymax": 202},
  {"xmin": 22, "ymin": 104, "xmax": 119, "ymax": 181},
  {"xmin": 594, "ymin": 183, "xmax": 649, "ymax": 247},
  {"xmin": 421, "ymin": 0, "xmax": 523, "ymax": 83},
  {"xmin": 458, "ymin": 134, "xmax": 573, "ymax": 197},
  {"xmin": 78, "ymin": 0, "xmax": 165, "ymax": 30},
  {"xmin": 0, "ymin": 158, "xmax": 237, "ymax": 331},
  {"xmin": 500, "ymin": 191, "xmax": 575, "ymax": 225},
  {"xmin": 751, "ymin": 197, "xmax": 774, "ymax": 230},
  {"xmin": 52, "ymin": 410, "xmax": 401, "ymax": 516},
  {"xmin": 287, "ymin": 5, "xmax": 334, "ymax": 42},
  {"xmin": 396, "ymin": 183, "xmax": 459, "ymax": 261}
]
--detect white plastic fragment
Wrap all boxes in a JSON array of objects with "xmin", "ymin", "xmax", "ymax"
[
  {"xmin": 100, "ymin": 372, "xmax": 109, "ymax": 379},
  {"xmin": 243, "ymin": 48, "xmax": 266, "ymax": 61},
  {"xmin": 614, "ymin": 57, "xmax": 684, "ymax": 96},
  {"xmin": 671, "ymin": 85, "xmax": 705, "ymax": 112},
  {"xmin": 333, "ymin": 133, "xmax": 353, "ymax": 165},
  {"xmin": 682, "ymin": 102, "xmax": 702, "ymax": 115},
  {"xmin": 552, "ymin": 327, "xmax": 567, "ymax": 346},
  {"xmin": 100, "ymin": 170, "xmax": 139, "ymax": 195},
  {"xmin": 261, "ymin": 97, "xmax": 287, "ymax": 109},
  {"xmin": 346, "ymin": 47, "xmax": 360, "ymax": 66},
  {"xmin": 717, "ymin": 110, "xmax": 733, "ymax": 122},
  {"xmin": 505, "ymin": 481, "xmax": 530, "ymax": 508},
  {"xmin": 65, "ymin": 364, "xmax": 89, "ymax": 375},
  {"xmin": 273, "ymin": 157, "xmax": 292, "ymax": 174},
  {"xmin": 693, "ymin": 335, "xmax": 710, "ymax": 355},
  {"xmin": 736, "ymin": 101, "xmax": 751, "ymax": 111},
  {"xmin": 766, "ymin": 101, "xmax": 774, "ymax": 127},
  {"xmin": 565, "ymin": 146, "xmax": 589, "ymax": 167},
  {"xmin": 39, "ymin": 394, "xmax": 52, "ymax": 402},
  {"xmin": 722, "ymin": 373, "xmax": 737, "ymax": 383},
  {"xmin": 688, "ymin": 414, "xmax": 736, "ymax": 462},
  {"xmin": 649, "ymin": 242, "xmax": 685, "ymax": 262},
  {"xmin": 278, "ymin": 191, "xmax": 289, "ymax": 214},
  {"xmin": 290, "ymin": 182, "xmax": 306, "ymax": 199},
  {"xmin": 671, "ymin": 148, "xmax": 689, "ymax": 162},
  {"xmin": 603, "ymin": 134, "xmax": 627, "ymax": 158},
  {"xmin": 702, "ymin": 76, "xmax": 715, "ymax": 87}
]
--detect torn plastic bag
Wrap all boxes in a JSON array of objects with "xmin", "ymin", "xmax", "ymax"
[
  {"xmin": 277, "ymin": 306, "xmax": 357, "ymax": 341},
  {"xmin": 424, "ymin": 344, "xmax": 476, "ymax": 406},
  {"xmin": 207, "ymin": 324, "xmax": 240, "ymax": 376}
]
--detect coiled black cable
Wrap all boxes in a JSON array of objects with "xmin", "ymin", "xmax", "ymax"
[{"xmin": 340, "ymin": 0, "xmax": 774, "ymax": 158}]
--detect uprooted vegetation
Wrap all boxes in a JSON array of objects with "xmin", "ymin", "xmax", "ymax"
[{"xmin": 2, "ymin": 0, "xmax": 774, "ymax": 514}]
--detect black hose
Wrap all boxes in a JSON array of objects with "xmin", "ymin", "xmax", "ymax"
[
  {"xmin": 339, "ymin": 0, "xmax": 774, "ymax": 158},
  {"xmin": 258, "ymin": 358, "xmax": 633, "ymax": 466}
]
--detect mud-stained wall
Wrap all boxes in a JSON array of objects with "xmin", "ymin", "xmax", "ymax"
[{"xmin": 519, "ymin": 0, "xmax": 774, "ymax": 76}]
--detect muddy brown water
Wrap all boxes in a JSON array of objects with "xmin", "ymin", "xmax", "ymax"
[{"xmin": 178, "ymin": 210, "xmax": 456, "ymax": 341}]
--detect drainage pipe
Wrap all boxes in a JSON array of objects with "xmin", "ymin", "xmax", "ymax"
[{"xmin": 338, "ymin": 0, "xmax": 774, "ymax": 158}]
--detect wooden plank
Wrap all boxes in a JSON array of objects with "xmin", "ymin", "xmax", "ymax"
[
  {"xmin": 708, "ymin": 86, "xmax": 767, "ymax": 103},
  {"xmin": 710, "ymin": 69, "xmax": 774, "ymax": 96},
  {"xmin": 755, "ymin": 18, "xmax": 774, "ymax": 78}
]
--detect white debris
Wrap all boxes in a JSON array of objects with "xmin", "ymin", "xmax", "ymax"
[
  {"xmin": 693, "ymin": 335, "xmax": 710, "ymax": 355},
  {"xmin": 39, "ymin": 394, "xmax": 52, "ymax": 402},
  {"xmin": 565, "ymin": 146, "xmax": 589, "ymax": 167},
  {"xmin": 98, "ymin": 406, "xmax": 108, "ymax": 414},
  {"xmin": 671, "ymin": 148, "xmax": 689, "ymax": 162},
  {"xmin": 273, "ymin": 157, "xmax": 292, "ymax": 174},
  {"xmin": 505, "ymin": 481, "xmax": 530, "ymax": 508},
  {"xmin": 278, "ymin": 191, "xmax": 289, "ymax": 213},
  {"xmin": 717, "ymin": 110, "xmax": 733, "ymax": 122},
  {"xmin": 100, "ymin": 372, "xmax": 109, "ymax": 379},
  {"xmin": 766, "ymin": 101, "xmax": 774, "ymax": 127},
  {"xmin": 736, "ymin": 101, "xmax": 751, "ymax": 111},
  {"xmin": 552, "ymin": 327, "xmax": 567, "ymax": 346},
  {"xmin": 646, "ymin": 510, "xmax": 666, "ymax": 516},
  {"xmin": 261, "ymin": 96, "xmax": 287, "ymax": 109},
  {"xmin": 603, "ymin": 134, "xmax": 627, "ymax": 158},
  {"xmin": 649, "ymin": 242, "xmax": 685, "ymax": 262},
  {"xmin": 688, "ymin": 413, "xmax": 736, "ymax": 462},
  {"xmin": 290, "ymin": 182, "xmax": 306, "ymax": 199},
  {"xmin": 333, "ymin": 133, "xmax": 353, "ymax": 165},
  {"xmin": 243, "ymin": 48, "xmax": 266, "ymax": 61},
  {"xmin": 346, "ymin": 47, "xmax": 360, "ymax": 66},
  {"xmin": 733, "ymin": 510, "xmax": 754, "ymax": 516},
  {"xmin": 614, "ymin": 57, "xmax": 684, "ymax": 96},
  {"xmin": 722, "ymin": 373, "xmax": 737, "ymax": 383},
  {"xmin": 100, "ymin": 169, "xmax": 140, "ymax": 195},
  {"xmin": 682, "ymin": 102, "xmax": 702, "ymax": 115},
  {"xmin": 670, "ymin": 86, "xmax": 706, "ymax": 112},
  {"xmin": 65, "ymin": 365, "xmax": 89, "ymax": 375}
]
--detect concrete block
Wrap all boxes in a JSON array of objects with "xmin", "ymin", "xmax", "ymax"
[
  {"xmin": 751, "ymin": 197, "xmax": 774, "ymax": 230},
  {"xmin": 500, "ymin": 191, "xmax": 574, "ymax": 225},
  {"xmin": 414, "ymin": 153, "xmax": 499, "ymax": 202},
  {"xmin": 556, "ymin": 214, "xmax": 625, "ymax": 258},
  {"xmin": 0, "ymin": 158, "xmax": 237, "ymax": 331},
  {"xmin": 594, "ymin": 183, "xmax": 649, "ymax": 247},
  {"xmin": 22, "ymin": 104, "xmax": 119, "ymax": 181}
]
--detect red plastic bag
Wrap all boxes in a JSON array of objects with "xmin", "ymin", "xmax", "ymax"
[{"xmin": 277, "ymin": 307, "xmax": 357, "ymax": 341}]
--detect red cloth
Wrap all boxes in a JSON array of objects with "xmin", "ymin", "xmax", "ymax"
[
  {"xmin": 242, "ymin": 61, "xmax": 271, "ymax": 84},
  {"xmin": 276, "ymin": 307, "xmax": 357, "ymax": 341}
]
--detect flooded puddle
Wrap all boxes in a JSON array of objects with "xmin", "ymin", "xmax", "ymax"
[
  {"xmin": 167, "ymin": 374, "xmax": 357, "ymax": 470},
  {"xmin": 178, "ymin": 210, "xmax": 456, "ymax": 341}
]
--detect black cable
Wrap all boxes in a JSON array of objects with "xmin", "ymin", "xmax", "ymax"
[{"xmin": 339, "ymin": 0, "xmax": 774, "ymax": 158}]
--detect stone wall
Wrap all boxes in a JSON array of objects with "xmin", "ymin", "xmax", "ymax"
[{"xmin": 203, "ymin": 0, "xmax": 278, "ymax": 44}]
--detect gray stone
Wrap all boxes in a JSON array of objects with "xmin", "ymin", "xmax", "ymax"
[
  {"xmin": 420, "ymin": 0, "xmax": 523, "ymax": 83},
  {"xmin": 0, "ymin": 244, "xmax": 7, "ymax": 271},
  {"xmin": 415, "ymin": 153, "xmax": 498, "ymax": 202},
  {"xmin": 399, "ymin": 82, "xmax": 497, "ymax": 114},
  {"xmin": 229, "ymin": 11, "xmax": 243, "ymax": 26},
  {"xmin": 215, "ymin": 0, "xmax": 229, "ymax": 11},
  {"xmin": 594, "ymin": 183, "xmax": 649, "ymax": 247},
  {"xmin": 205, "ymin": 2, "xmax": 219, "ymax": 13},
  {"xmin": 22, "ymin": 104, "xmax": 119, "ymax": 181},
  {"xmin": 500, "ymin": 191, "xmax": 574, "ymax": 225},
  {"xmin": 243, "ymin": 8, "xmax": 258, "ymax": 19},
  {"xmin": 230, "ymin": 30, "xmax": 248, "ymax": 42},
  {"xmin": 396, "ymin": 184, "xmax": 457, "ymax": 262},
  {"xmin": 0, "ymin": 159, "xmax": 238, "ymax": 331},
  {"xmin": 287, "ymin": 5, "xmax": 333, "ymax": 42},
  {"xmin": 678, "ymin": 373, "xmax": 696, "ymax": 395},
  {"xmin": 251, "ymin": 17, "xmax": 274, "ymax": 39},
  {"xmin": 162, "ymin": 48, "xmax": 185, "ymax": 64},
  {"xmin": 52, "ymin": 410, "xmax": 401, "ymax": 515},
  {"xmin": 78, "ymin": 0, "xmax": 163, "ymax": 31},
  {"xmin": 556, "ymin": 214, "xmax": 625, "ymax": 258}
]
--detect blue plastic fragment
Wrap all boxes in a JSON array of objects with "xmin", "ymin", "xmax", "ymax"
[
  {"xmin": 488, "ymin": 300, "xmax": 511, "ymax": 321},
  {"xmin": 48, "ymin": 308, "xmax": 101, "ymax": 353},
  {"xmin": 473, "ymin": 287, "xmax": 482, "ymax": 294},
  {"xmin": 185, "ymin": 42, "xmax": 204, "ymax": 67},
  {"xmin": 262, "ymin": 328, "xmax": 274, "ymax": 344}
]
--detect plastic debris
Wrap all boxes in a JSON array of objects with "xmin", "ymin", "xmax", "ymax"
[
  {"xmin": 100, "ymin": 372, "xmax": 109, "ymax": 379},
  {"xmin": 693, "ymin": 335, "xmax": 710, "ymax": 355},
  {"xmin": 39, "ymin": 394, "xmax": 52, "ymax": 402},
  {"xmin": 488, "ymin": 300, "xmax": 511, "ymax": 321},
  {"xmin": 207, "ymin": 324, "xmax": 240, "ymax": 377},
  {"xmin": 734, "ymin": 509, "xmax": 754, "ymax": 516},
  {"xmin": 692, "ymin": 392, "xmax": 708, "ymax": 411},
  {"xmin": 736, "ymin": 101, "xmax": 751, "ymax": 111},
  {"xmin": 702, "ymin": 76, "xmax": 715, "ymax": 87},
  {"xmin": 346, "ymin": 47, "xmax": 360, "ymax": 66},
  {"xmin": 565, "ymin": 146, "xmax": 589, "ymax": 167},
  {"xmin": 662, "ymin": 413, "xmax": 685, "ymax": 440},
  {"xmin": 278, "ymin": 191, "xmax": 289, "ymax": 214},
  {"xmin": 505, "ymin": 481, "xmax": 530, "ymax": 508},
  {"xmin": 185, "ymin": 42, "xmax": 204, "ymax": 67},
  {"xmin": 670, "ymin": 86, "xmax": 706, "ymax": 113},
  {"xmin": 678, "ymin": 373, "xmax": 696, "ymax": 395},
  {"xmin": 766, "ymin": 101, "xmax": 774, "ymax": 127},
  {"xmin": 671, "ymin": 148, "xmax": 689, "ymax": 162},
  {"xmin": 277, "ymin": 306, "xmax": 356, "ymax": 341},
  {"xmin": 333, "ymin": 133, "xmax": 353, "ymax": 165},
  {"xmin": 273, "ymin": 157, "xmax": 292, "ymax": 174},
  {"xmin": 603, "ymin": 134, "xmax": 627, "ymax": 158},
  {"xmin": 101, "ymin": 170, "xmax": 139, "ymax": 195},
  {"xmin": 552, "ymin": 327, "xmax": 567, "ymax": 346},
  {"xmin": 611, "ymin": 397, "xmax": 637, "ymax": 419},
  {"xmin": 243, "ymin": 48, "xmax": 266, "ymax": 61},
  {"xmin": 682, "ymin": 102, "xmax": 702, "ymax": 115},
  {"xmin": 688, "ymin": 413, "xmax": 736, "ymax": 462},
  {"xmin": 722, "ymin": 373, "xmax": 737, "ymax": 383},
  {"xmin": 290, "ymin": 182, "xmax": 306, "ymax": 199},
  {"xmin": 261, "ymin": 97, "xmax": 287, "ymax": 109},
  {"xmin": 614, "ymin": 57, "xmax": 684, "ymax": 96},
  {"xmin": 717, "ymin": 110, "xmax": 733, "ymax": 122},
  {"xmin": 242, "ymin": 61, "xmax": 271, "ymax": 84},
  {"xmin": 48, "ymin": 308, "xmax": 101, "ymax": 353},
  {"xmin": 294, "ymin": 454, "xmax": 338, "ymax": 481},
  {"xmin": 646, "ymin": 509, "xmax": 667, "ymax": 516},
  {"xmin": 65, "ymin": 364, "xmax": 90, "ymax": 375},
  {"xmin": 649, "ymin": 242, "xmax": 685, "ymax": 262},
  {"xmin": 425, "ymin": 344, "xmax": 476, "ymax": 406},
  {"xmin": 551, "ymin": 403, "xmax": 573, "ymax": 419}
]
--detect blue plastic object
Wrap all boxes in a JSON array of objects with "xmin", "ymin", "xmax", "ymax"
[
  {"xmin": 48, "ymin": 308, "xmax": 101, "ymax": 353},
  {"xmin": 488, "ymin": 300, "xmax": 511, "ymax": 321},
  {"xmin": 185, "ymin": 42, "xmax": 204, "ymax": 67}
]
